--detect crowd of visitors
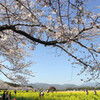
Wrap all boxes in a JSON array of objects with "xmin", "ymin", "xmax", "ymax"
[
  {"xmin": 0, "ymin": 88, "xmax": 97, "ymax": 100},
  {"xmin": 2, "ymin": 91, "xmax": 12, "ymax": 100}
]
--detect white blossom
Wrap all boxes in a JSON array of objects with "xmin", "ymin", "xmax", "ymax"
[
  {"xmin": 97, "ymin": 47, "xmax": 100, "ymax": 52},
  {"xmin": 38, "ymin": 11, "xmax": 44, "ymax": 16},
  {"xmin": 1, "ymin": 35, "xmax": 8, "ymax": 41},
  {"xmin": 52, "ymin": 11, "xmax": 56, "ymax": 14},
  {"xmin": 30, "ymin": 1, "xmax": 34, "ymax": 7},
  {"xmin": 48, "ymin": 15, "xmax": 52, "ymax": 21}
]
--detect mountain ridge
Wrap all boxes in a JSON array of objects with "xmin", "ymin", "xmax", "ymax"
[
  {"xmin": 0, "ymin": 79, "xmax": 99, "ymax": 90},
  {"xmin": 29, "ymin": 82, "xmax": 99, "ymax": 90}
]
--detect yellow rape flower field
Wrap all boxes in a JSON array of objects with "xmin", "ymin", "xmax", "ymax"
[{"xmin": 0, "ymin": 90, "xmax": 100, "ymax": 100}]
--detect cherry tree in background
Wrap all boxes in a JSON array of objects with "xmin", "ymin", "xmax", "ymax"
[{"xmin": 0, "ymin": 0, "xmax": 100, "ymax": 82}]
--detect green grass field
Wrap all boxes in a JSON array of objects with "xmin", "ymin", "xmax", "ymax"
[{"xmin": 0, "ymin": 90, "xmax": 100, "ymax": 100}]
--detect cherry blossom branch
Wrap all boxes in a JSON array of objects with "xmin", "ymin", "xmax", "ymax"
[
  {"xmin": 0, "ymin": 25, "xmax": 64, "ymax": 46},
  {"xmin": 15, "ymin": 0, "xmax": 41, "ymax": 24},
  {"xmin": 55, "ymin": 44, "xmax": 93, "ymax": 69},
  {"xmin": 0, "ymin": 24, "xmax": 99, "ymax": 55}
]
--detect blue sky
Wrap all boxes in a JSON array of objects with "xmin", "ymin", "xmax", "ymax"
[{"xmin": 28, "ymin": 44, "xmax": 88, "ymax": 85}]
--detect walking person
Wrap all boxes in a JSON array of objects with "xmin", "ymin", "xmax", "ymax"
[
  {"xmin": 94, "ymin": 90, "xmax": 97, "ymax": 95},
  {"xmin": 14, "ymin": 90, "xmax": 16, "ymax": 95},
  {"xmin": 86, "ymin": 90, "xmax": 89, "ymax": 95},
  {"xmin": 9, "ymin": 92, "xmax": 11, "ymax": 100},
  {"xmin": 2, "ymin": 91, "xmax": 6, "ymax": 100},
  {"xmin": 41, "ymin": 91, "xmax": 44, "ymax": 97},
  {"xmin": 5, "ymin": 91, "xmax": 9, "ymax": 100},
  {"xmin": 39, "ymin": 91, "xmax": 44, "ymax": 98}
]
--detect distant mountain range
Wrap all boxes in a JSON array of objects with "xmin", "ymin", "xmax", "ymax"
[
  {"xmin": 0, "ymin": 79, "xmax": 100, "ymax": 90},
  {"xmin": 29, "ymin": 83, "xmax": 78, "ymax": 90},
  {"xmin": 29, "ymin": 82, "xmax": 100, "ymax": 90},
  {"xmin": 81, "ymin": 82, "xmax": 100, "ymax": 87}
]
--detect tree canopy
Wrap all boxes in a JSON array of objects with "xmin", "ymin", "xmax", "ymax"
[
  {"xmin": 49, "ymin": 86, "xmax": 56, "ymax": 92},
  {"xmin": 0, "ymin": 0, "xmax": 100, "ymax": 82}
]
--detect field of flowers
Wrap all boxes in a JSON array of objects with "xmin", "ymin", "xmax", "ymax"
[{"xmin": 0, "ymin": 90, "xmax": 100, "ymax": 100}]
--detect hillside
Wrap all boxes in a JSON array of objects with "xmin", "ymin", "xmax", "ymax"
[
  {"xmin": 29, "ymin": 82, "xmax": 99, "ymax": 90},
  {"xmin": 29, "ymin": 83, "xmax": 79, "ymax": 90}
]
